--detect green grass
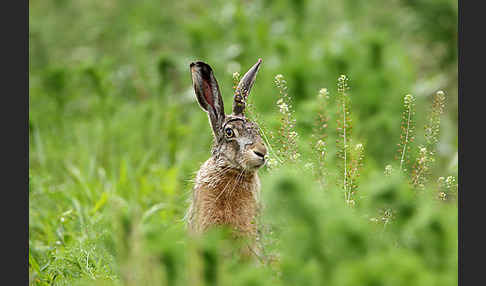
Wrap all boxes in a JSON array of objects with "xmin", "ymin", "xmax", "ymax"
[{"xmin": 29, "ymin": 0, "xmax": 457, "ymax": 285}]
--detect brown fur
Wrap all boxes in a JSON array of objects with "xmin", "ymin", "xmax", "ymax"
[{"xmin": 186, "ymin": 157, "xmax": 261, "ymax": 237}]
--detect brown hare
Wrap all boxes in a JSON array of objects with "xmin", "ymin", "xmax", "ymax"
[{"xmin": 185, "ymin": 59, "xmax": 267, "ymax": 257}]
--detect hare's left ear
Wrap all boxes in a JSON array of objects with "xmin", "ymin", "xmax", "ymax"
[
  {"xmin": 233, "ymin": 58, "xmax": 262, "ymax": 116},
  {"xmin": 190, "ymin": 61, "xmax": 225, "ymax": 139}
]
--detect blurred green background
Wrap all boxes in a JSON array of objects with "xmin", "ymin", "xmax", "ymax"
[{"xmin": 29, "ymin": 0, "xmax": 458, "ymax": 285}]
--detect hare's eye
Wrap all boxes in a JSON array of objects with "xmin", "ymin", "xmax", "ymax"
[{"xmin": 225, "ymin": 127, "xmax": 234, "ymax": 138}]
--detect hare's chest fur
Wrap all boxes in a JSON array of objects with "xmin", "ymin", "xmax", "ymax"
[{"xmin": 187, "ymin": 159, "xmax": 261, "ymax": 237}]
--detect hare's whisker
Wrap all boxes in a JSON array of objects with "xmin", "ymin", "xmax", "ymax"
[
  {"xmin": 215, "ymin": 169, "xmax": 237, "ymax": 201},
  {"xmin": 228, "ymin": 160, "xmax": 249, "ymax": 199}
]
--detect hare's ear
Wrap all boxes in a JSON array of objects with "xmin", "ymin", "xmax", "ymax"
[
  {"xmin": 233, "ymin": 58, "xmax": 262, "ymax": 116},
  {"xmin": 190, "ymin": 61, "xmax": 225, "ymax": 139}
]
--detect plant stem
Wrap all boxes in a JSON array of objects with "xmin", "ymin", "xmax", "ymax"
[
  {"xmin": 343, "ymin": 100, "xmax": 348, "ymax": 203},
  {"xmin": 400, "ymin": 106, "xmax": 412, "ymax": 172}
]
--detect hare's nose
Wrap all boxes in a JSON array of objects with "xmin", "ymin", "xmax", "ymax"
[{"xmin": 252, "ymin": 142, "xmax": 267, "ymax": 159}]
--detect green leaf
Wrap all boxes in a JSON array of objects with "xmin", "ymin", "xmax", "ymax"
[
  {"xmin": 29, "ymin": 251, "xmax": 41, "ymax": 274},
  {"xmin": 91, "ymin": 192, "xmax": 109, "ymax": 214}
]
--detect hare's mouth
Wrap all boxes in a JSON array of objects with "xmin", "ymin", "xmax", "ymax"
[
  {"xmin": 244, "ymin": 152, "xmax": 266, "ymax": 169},
  {"xmin": 219, "ymin": 152, "xmax": 265, "ymax": 171}
]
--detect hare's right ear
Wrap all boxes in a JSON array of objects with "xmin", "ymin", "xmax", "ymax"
[{"xmin": 190, "ymin": 61, "xmax": 225, "ymax": 139}]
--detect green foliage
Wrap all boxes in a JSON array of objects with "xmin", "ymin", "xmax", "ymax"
[{"xmin": 30, "ymin": 0, "xmax": 457, "ymax": 285}]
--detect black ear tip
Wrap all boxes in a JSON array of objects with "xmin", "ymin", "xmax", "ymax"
[
  {"xmin": 190, "ymin": 61, "xmax": 213, "ymax": 74},
  {"xmin": 190, "ymin": 61, "xmax": 204, "ymax": 69},
  {"xmin": 255, "ymin": 58, "xmax": 262, "ymax": 67}
]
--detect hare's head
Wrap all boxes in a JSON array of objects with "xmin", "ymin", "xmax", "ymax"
[{"xmin": 190, "ymin": 59, "xmax": 267, "ymax": 171}]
